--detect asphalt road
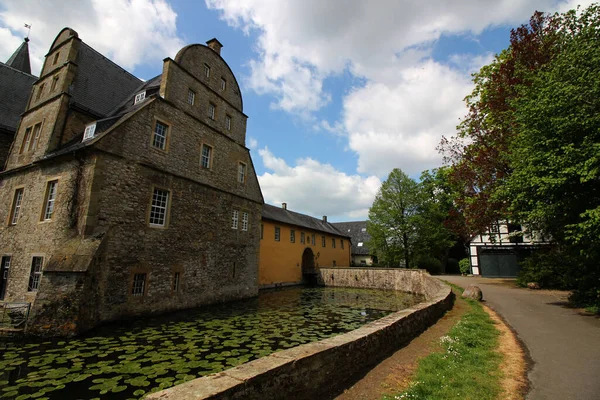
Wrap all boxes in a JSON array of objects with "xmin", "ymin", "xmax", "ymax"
[{"xmin": 442, "ymin": 275, "xmax": 600, "ymax": 400}]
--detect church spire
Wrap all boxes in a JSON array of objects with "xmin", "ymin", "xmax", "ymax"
[{"xmin": 6, "ymin": 37, "xmax": 32, "ymax": 75}]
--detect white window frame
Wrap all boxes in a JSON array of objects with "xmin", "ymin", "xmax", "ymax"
[
  {"xmin": 152, "ymin": 120, "xmax": 169, "ymax": 150},
  {"xmin": 241, "ymin": 212, "xmax": 249, "ymax": 231},
  {"xmin": 332, "ymin": 238, "xmax": 336, "ymax": 248},
  {"xmin": 357, "ymin": 242, "xmax": 363, "ymax": 247},
  {"xmin": 238, "ymin": 162, "xmax": 246, "ymax": 183},
  {"xmin": 29, "ymin": 123, "xmax": 42, "ymax": 152},
  {"xmin": 28, "ymin": 256, "xmax": 43, "ymax": 292},
  {"xmin": 132, "ymin": 273, "xmax": 146, "ymax": 296},
  {"xmin": 290, "ymin": 229, "xmax": 295, "ymax": 243},
  {"xmin": 220, "ymin": 78, "xmax": 226, "ymax": 91},
  {"xmin": 201, "ymin": 144, "xmax": 212, "ymax": 169},
  {"xmin": 204, "ymin": 64, "xmax": 211, "ymax": 78},
  {"xmin": 226, "ymin": 115, "xmax": 232, "ymax": 131},
  {"xmin": 311, "ymin": 234, "xmax": 316, "ymax": 246},
  {"xmin": 187, "ymin": 89, "xmax": 195, "ymax": 105},
  {"xmin": 232, "ymin": 210, "xmax": 239, "ymax": 229},
  {"xmin": 301, "ymin": 232, "xmax": 305, "ymax": 243},
  {"xmin": 42, "ymin": 180, "xmax": 58, "ymax": 221},
  {"xmin": 149, "ymin": 188, "xmax": 169, "ymax": 227},
  {"xmin": 83, "ymin": 123, "xmax": 96, "ymax": 141},
  {"xmin": 134, "ymin": 91, "xmax": 146, "ymax": 104},
  {"xmin": 10, "ymin": 188, "xmax": 24, "ymax": 225},
  {"xmin": 275, "ymin": 226, "xmax": 280, "ymax": 241},
  {"xmin": 208, "ymin": 103, "xmax": 216, "ymax": 120}
]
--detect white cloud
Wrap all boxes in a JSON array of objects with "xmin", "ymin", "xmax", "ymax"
[
  {"xmin": 0, "ymin": 0, "xmax": 183, "ymax": 75},
  {"xmin": 247, "ymin": 136, "xmax": 258, "ymax": 149},
  {"xmin": 258, "ymin": 147, "xmax": 381, "ymax": 220}
]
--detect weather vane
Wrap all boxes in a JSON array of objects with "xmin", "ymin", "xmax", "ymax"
[{"xmin": 24, "ymin": 23, "xmax": 31, "ymax": 40}]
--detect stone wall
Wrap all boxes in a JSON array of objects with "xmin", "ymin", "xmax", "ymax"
[{"xmin": 147, "ymin": 269, "xmax": 453, "ymax": 400}]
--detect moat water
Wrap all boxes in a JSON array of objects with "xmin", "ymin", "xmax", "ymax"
[{"xmin": 0, "ymin": 286, "xmax": 424, "ymax": 400}]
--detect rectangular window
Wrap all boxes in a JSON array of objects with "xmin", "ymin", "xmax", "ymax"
[
  {"xmin": 10, "ymin": 188, "xmax": 24, "ymax": 225},
  {"xmin": 301, "ymin": 232, "xmax": 305, "ymax": 244},
  {"xmin": 149, "ymin": 188, "xmax": 169, "ymax": 226},
  {"xmin": 260, "ymin": 223, "xmax": 264, "ymax": 239},
  {"xmin": 83, "ymin": 123, "xmax": 96, "ymax": 141},
  {"xmin": 220, "ymin": 78, "xmax": 226, "ymax": 91},
  {"xmin": 204, "ymin": 64, "xmax": 210, "ymax": 78},
  {"xmin": 226, "ymin": 114, "xmax": 232, "ymax": 131},
  {"xmin": 134, "ymin": 91, "xmax": 146, "ymax": 104},
  {"xmin": 208, "ymin": 103, "xmax": 216, "ymax": 120},
  {"xmin": 51, "ymin": 75, "xmax": 59, "ymax": 91},
  {"xmin": 311, "ymin": 234, "xmax": 315, "ymax": 245},
  {"xmin": 53, "ymin": 52, "xmax": 60, "ymax": 65},
  {"xmin": 322, "ymin": 236, "xmax": 326, "ymax": 247},
  {"xmin": 42, "ymin": 180, "xmax": 58, "ymax": 221},
  {"xmin": 20, "ymin": 127, "xmax": 32, "ymax": 153},
  {"xmin": 341, "ymin": 240, "xmax": 344, "ymax": 249},
  {"xmin": 29, "ymin": 123, "xmax": 42, "ymax": 151},
  {"xmin": 238, "ymin": 162, "xmax": 246, "ymax": 183},
  {"xmin": 232, "ymin": 210, "xmax": 239, "ymax": 229},
  {"xmin": 36, "ymin": 83, "xmax": 45, "ymax": 101},
  {"xmin": 275, "ymin": 227, "xmax": 280, "ymax": 241},
  {"xmin": 152, "ymin": 120, "xmax": 169, "ymax": 150},
  {"xmin": 28, "ymin": 257, "xmax": 43, "ymax": 292},
  {"xmin": 132, "ymin": 273, "xmax": 146, "ymax": 296},
  {"xmin": 1, "ymin": 256, "xmax": 10, "ymax": 300},
  {"xmin": 187, "ymin": 89, "xmax": 195, "ymax": 105},
  {"xmin": 332, "ymin": 238, "xmax": 336, "ymax": 249},
  {"xmin": 290, "ymin": 229, "xmax": 295, "ymax": 243},
  {"xmin": 173, "ymin": 272, "xmax": 180, "ymax": 293},
  {"xmin": 241, "ymin": 212, "xmax": 249, "ymax": 231},
  {"xmin": 201, "ymin": 144, "xmax": 212, "ymax": 169}
]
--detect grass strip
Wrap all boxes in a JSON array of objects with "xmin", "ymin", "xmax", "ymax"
[{"xmin": 384, "ymin": 287, "xmax": 502, "ymax": 400}]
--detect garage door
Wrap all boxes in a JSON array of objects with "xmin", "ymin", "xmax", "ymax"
[{"xmin": 479, "ymin": 251, "xmax": 519, "ymax": 277}]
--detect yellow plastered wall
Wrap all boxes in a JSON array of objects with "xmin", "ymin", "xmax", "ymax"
[{"xmin": 259, "ymin": 219, "xmax": 351, "ymax": 287}]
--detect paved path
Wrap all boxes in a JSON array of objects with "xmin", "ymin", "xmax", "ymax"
[{"xmin": 442, "ymin": 276, "xmax": 600, "ymax": 400}]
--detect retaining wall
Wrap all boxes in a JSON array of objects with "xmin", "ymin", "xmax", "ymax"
[{"xmin": 147, "ymin": 268, "xmax": 453, "ymax": 400}]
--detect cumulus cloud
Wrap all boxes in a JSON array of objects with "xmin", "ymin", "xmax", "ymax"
[
  {"xmin": 0, "ymin": 0, "xmax": 183, "ymax": 75},
  {"xmin": 247, "ymin": 136, "xmax": 258, "ymax": 149},
  {"xmin": 258, "ymin": 147, "xmax": 381, "ymax": 220}
]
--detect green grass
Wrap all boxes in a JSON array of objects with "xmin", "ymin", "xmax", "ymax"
[{"xmin": 384, "ymin": 290, "xmax": 502, "ymax": 400}]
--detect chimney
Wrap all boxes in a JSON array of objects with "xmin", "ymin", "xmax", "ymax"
[
  {"xmin": 206, "ymin": 38, "xmax": 223, "ymax": 55},
  {"xmin": 282, "ymin": 203, "xmax": 287, "ymax": 210},
  {"xmin": 323, "ymin": 216, "xmax": 327, "ymax": 222}
]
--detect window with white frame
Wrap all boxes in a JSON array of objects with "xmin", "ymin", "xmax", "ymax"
[
  {"xmin": 149, "ymin": 188, "xmax": 169, "ymax": 226},
  {"xmin": 220, "ymin": 78, "xmax": 226, "ymax": 91},
  {"xmin": 357, "ymin": 242, "xmax": 363, "ymax": 247},
  {"xmin": 311, "ymin": 234, "xmax": 315, "ymax": 245},
  {"xmin": 204, "ymin": 64, "xmax": 210, "ymax": 78},
  {"xmin": 275, "ymin": 227, "xmax": 280, "ymax": 241},
  {"xmin": 29, "ymin": 123, "xmax": 42, "ymax": 151},
  {"xmin": 10, "ymin": 188, "xmax": 24, "ymax": 225},
  {"xmin": 83, "ymin": 123, "xmax": 96, "ymax": 141},
  {"xmin": 226, "ymin": 114, "xmax": 232, "ymax": 131},
  {"xmin": 187, "ymin": 89, "xmax": 195, "ymax": 105},
  {"xmin": 300, "ymin": 232, "xmax": 305, "ymax": 243},
  {"xmin": 28, "ymin": 256, "xmax": 43, "ymax": 291},
  {"xmin": 238, "ymin": 162, "xmax": 246, "ymax": 183},
  {"xmin": 134, "ymin": 91, "xmax": 146, "ymax": 104},
  {"xmin": 20, "ymin": 127, "xmax": 32, "ymax": 153},
  {"xmin": 232, "ymin": 210, "xmax": 239, "ymax": 229},
  {"xmin": 42, "ymin": 180, "xmax": 58, "ymax": 221},
  {"xmin": 361, "ymin": 227, "xmax": 367, "ymax": 232},
  {"xmin": 241, "ymin": 212, "xmax": 249, "ymax": 231},
  {"xmin": 201, "ymin": 144, "xmax": 212, "ymax": 169},
  {"xmin": 332, "ymin": 238, "xmax": 336, "ymax": 248},
  {"xmin": 132, "ymin": 273, "xmax": 146, "ymax": 296},
  {"xmin": 208, "ymin": 103, "xmax": 216, "ymax": 120},
  {"xmin": 290, "ymin": 229, "xmax": 296, "ymax": 243},
  {"xmin": 152, "ymin": 120, "xmax": 169, "ymax": 150}
]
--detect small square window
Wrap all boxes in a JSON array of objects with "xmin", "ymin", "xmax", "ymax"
[
  {"xmin": 28, "ymin": 257, "xmax": 43, "ymax": 292},
  {"xmin": 201, "ymin": 144, "xmax": 212, "ymax": 169},
  {"xmin": 241, "ymin": 212, "xmax": 249, "ymax": 231},
  {"xmin": 208, "ymin": 103, "xmax": 216, "ymax": 120},
  {"xmin": 9, "ymin": 188, "xmax": 24, "ymax": 225},
  {"xmin": 152, "ymin": 120, "xmax": 169, "ymax": 150},
  {"xmin": 300, "ymin": 232, "xmax": 305, "ymax": 244},
  {"xmin": 204, "ymin": 64, "xmax": 211, "ymax": 78},
  {"xmin": 83, "ymin": 123, "xmax": 96, "ymax": 141},
  {"xmin": 290, "ymin": 229, "xmax": 296, "ymax": 243},
  {"xmin": 275, "ymin": 227, "xmax": 280, "ymax": 241},
  {"xmin": 226, "ymin": 115, "xmax": 232, "ymax": 131},
  {"xmin": 187, "ymin": 89, "xmax": 195, "ymax": 105},
  {"xmin": 238, "ymin": 162, "xmax": 246, "ymax": 183},
  {"xmin": 132, "ymin": 273, "xmax": 146, "ymax": 296},
  {"xmin": 134, "ymin": 91, "xmax": 146, "ymax": 104},
  {"xmin": 149, "ymin": 188, "xmax": 169, "ymax": 226},
  {"xmin": 42, "ymin": 180, "xmax": 58, "ymax": 221},
  {"xmin": 232, "ymin": 209, "xmax": 239, "ymax": 229},
  {"xmin": 220, "ymin": 78, "xmax": 226, "ymax": 91}
]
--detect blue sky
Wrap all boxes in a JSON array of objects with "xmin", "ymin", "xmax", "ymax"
[{"xmin": 0, "ymin": 0, "xmax": 592, "ymax": 221}]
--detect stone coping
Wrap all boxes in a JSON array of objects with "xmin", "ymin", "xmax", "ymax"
[{"xmin": 147, "ymin": 270, "xmax": 453, "ymax": 400}]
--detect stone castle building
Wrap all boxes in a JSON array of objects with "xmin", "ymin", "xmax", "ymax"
[{"xmin": 0, "ymin": 28, "xmax": 263, "ymax": 335}]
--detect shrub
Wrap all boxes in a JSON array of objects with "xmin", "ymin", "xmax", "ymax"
[
  {"xmin": 416, "ymin": 256, "xmax": 443, "ymax": 275},
  {"xmin": 516, "ymin": 249, "xmax": 575, "ymax": 290},
  {"xmin": 459, "ymin": 258, "xmax": 471, "ymax": 275},
  {"xmin": 446, "ymin": 258, "xmax": 459, "ymax": 274}
]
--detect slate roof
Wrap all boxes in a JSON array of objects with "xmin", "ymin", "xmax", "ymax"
[
  {"xmin": 0, "ymin": 62, "xmax": 36, "ymax": 133},
  {"xmin": 6, "ymin": 38, "xmax": 31, "ymax": 74},
  {"xmin": 331, "ymin": 221, "xmax": 372, "ymax": 255},
  {"xmin": 262, "ymin": 204, "xmax": 350, "ymax": 239}
]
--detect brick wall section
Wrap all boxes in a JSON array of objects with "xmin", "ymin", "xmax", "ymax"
[{"xmin": 147, "ymin": 269, "xmax": 453, "ymax": 400}]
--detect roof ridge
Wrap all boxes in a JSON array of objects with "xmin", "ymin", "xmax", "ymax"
[{"xmin": 0, "ymin": 61, "xmax": 37, "ymax": 78}]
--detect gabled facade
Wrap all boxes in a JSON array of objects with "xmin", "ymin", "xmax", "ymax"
[
  {"xmin": 332, "ymin": 221, "xmax": 378, "ymax": 266},
  {"xmin": 0, "ymin": 38, "xmax": 37, "ymax": 170},
  {"xmin": 0, "ymin": 28, "xmax": 263, "ymax": 336},
  {"xmin": 259, "ymin": 203, "xmax": 351, "ymax": 288},
  {"xmin": 468, "ymin": 221, "xmax": 546, "ymax": 277}
]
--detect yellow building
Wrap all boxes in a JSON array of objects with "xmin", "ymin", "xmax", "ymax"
[{"xmin": 259, "ymin": 203, "xmax": 351, "ymax": 288}]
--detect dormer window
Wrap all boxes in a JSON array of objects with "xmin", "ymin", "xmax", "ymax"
[
  {"xmin": 134, "ymin": 91, "xmax": 146, "ymax": 104},
  {"xmin": 83, "ymin": 123, "xmax": 96, "ymax": 141}
]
